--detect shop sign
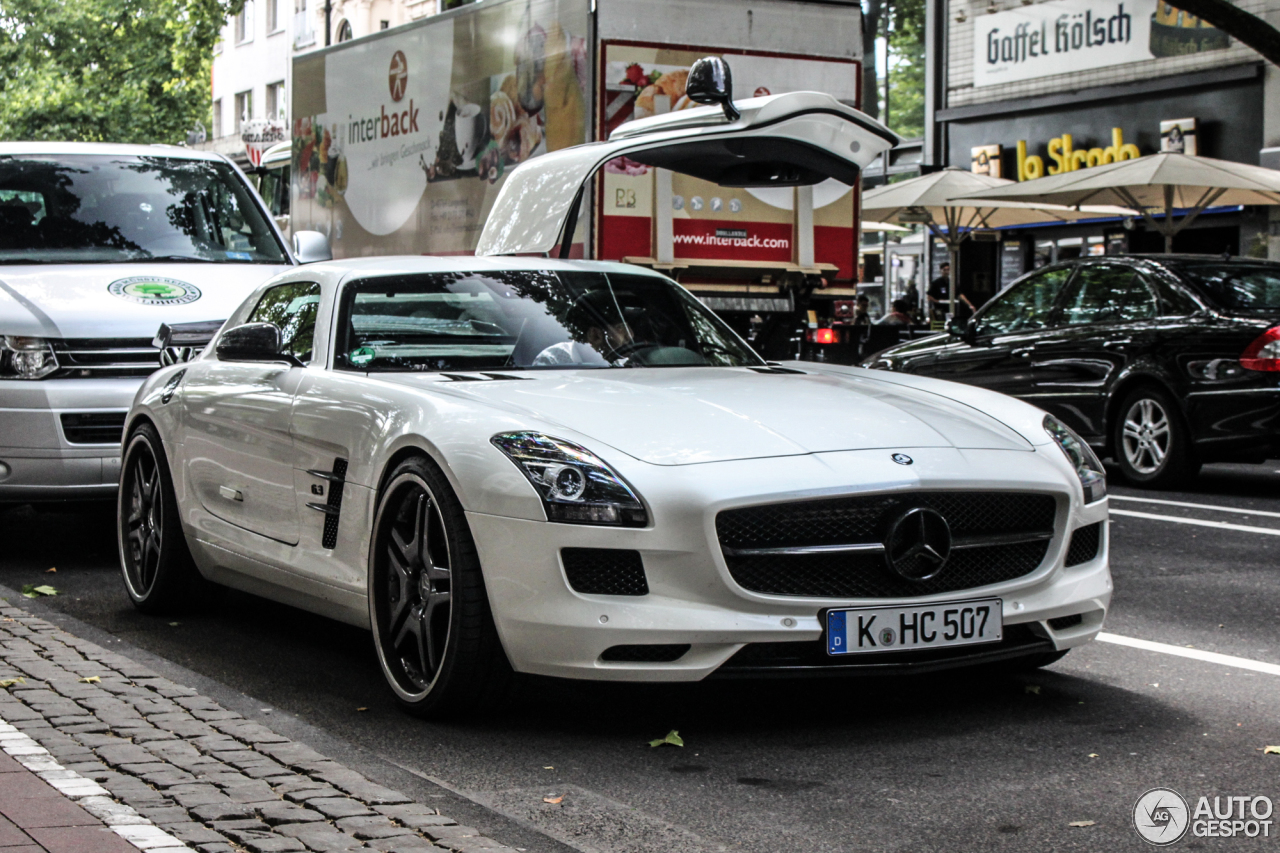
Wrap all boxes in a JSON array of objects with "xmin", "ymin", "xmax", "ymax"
[
  {"xmin": 974, "ymin": 0, "xmax": 1228, "ymax": 87},
  {"xmin": 1011, "ymin": 127, "xmax": 1141, "ymax": 181},
  {"xmin": 1160, "ymin": 117, "xmax": 1197, "ymax": 154}
]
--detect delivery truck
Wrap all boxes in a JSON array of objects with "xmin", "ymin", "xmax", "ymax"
[{"xmin": 291, "ymin": 0, "xmax": 869, "ymax": 358}]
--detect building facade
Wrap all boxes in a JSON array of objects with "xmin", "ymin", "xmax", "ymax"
[{"xmin": 923, "ymin": 0, "xmax": 1280, "ymax": 298}]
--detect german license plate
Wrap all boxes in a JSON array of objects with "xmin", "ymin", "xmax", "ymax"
[{"xmin": 825, "ymin": 598, "xmax": 1002, "ymax": 655}]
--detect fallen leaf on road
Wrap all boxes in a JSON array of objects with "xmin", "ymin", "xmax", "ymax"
[
  {"xmin": 78, "ymin": 676, "xmax": 100, "ymax": 684},
  {"xmin": 1068, "ymin": 820, "xmax": 1096, "ymax": 827},
  {"xmin": 1024, "ymin": 685, "xmax": 1040, "ymax": 695},
  {"xmin": 45, "ymin": 568, "xmax": 55, "ymax": 573},
  {"xmin": 1264, "ymin": 746, "xmax": 1280, "ymax": 755},
  {"xmin": 649, "ymin": 730, "xmax": 684, "ymax": 748},
  {"xmin": 542, "ymin": 796, "xmax": 563, "ymax": 805},
  {"xmin": 356, "ymin": 707, "xmax": 368, "ymax": 712},
  {"xmin": 20, "ymin": 585, "xmax": 57, "ymax": 599},
  {"xmin": 1088, "ymin": 753, "xmax": 1099, "ymax": 758},
  {"xmin": 0, "ymin": 678, "xmax": 25, "ymax": 687},
  {"xmin": 543, "ymin": 766, "xmax": 554, "ymax": 770},
  {"xmin": 168, "ymin": 622, "xmax": 180, "ymax": 627}
]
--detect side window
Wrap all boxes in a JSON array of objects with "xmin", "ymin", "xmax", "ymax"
[
  {"xmin": 249, "ymin": 281, "xmax": 321, "ymax": 363},
  {"xmin": 1061, "ymin": 266, "xmax": 1156, "ymax": 325},
  {"xmin": 1149, "ymin": 274, "xmax": 1199, "ymax": 316},
  {"xmin": 975, "ymin": 267, "xmax": 1072, "ymax": 336}
]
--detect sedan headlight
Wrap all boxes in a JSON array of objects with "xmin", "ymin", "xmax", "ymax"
[
  {"xmin": 492, "ymin": 432, "xmax": 648, "ymax": 527},
  {"xmin": 0, "ymin": 336, "xmax": 58, "ymax": 380},
  {"xmin": 1044, "ymin": 414, "xmax": 1106, "ymax": 503}
]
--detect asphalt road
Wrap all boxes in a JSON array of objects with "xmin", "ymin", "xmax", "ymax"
[{"xmin": 3, "ymin": 462, "xmax": 1280, "ymax": 852}]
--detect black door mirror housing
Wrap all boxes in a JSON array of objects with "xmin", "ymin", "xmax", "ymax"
[
  {"xmin": 215, "ymin": 323, "xmax": 302, "ymax": 366},
  {"xmin": 685, "ymin": 56, "xmax": 740, "ymax": 122},
  {"xmin": 948, "ymin": 318, "xmax": 978, "ymax": 344}
]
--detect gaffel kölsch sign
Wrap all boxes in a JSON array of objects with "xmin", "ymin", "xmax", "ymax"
[{"xmin": 975, "ymin": 0, "xmax": 1165, "ymax": 86}]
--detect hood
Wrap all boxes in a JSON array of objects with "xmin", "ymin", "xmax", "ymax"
[
  {"xmin": 0, "ymin": 263, "xmax": 291, "ymax": 339},
  {"xmin": 382, "ymin": 367, "xmax": 1032, "ymax": 465}
]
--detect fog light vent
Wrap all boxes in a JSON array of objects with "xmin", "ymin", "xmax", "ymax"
[
  {"xmin": 562, "ymin": 548, "xmax": 648, "ymax": 596},
  {"xmin": 1047, "ymin": 613, "xmax": 1084, "ymax": 631},
  {"xmin": 1064, "ymin": 522, "xmax": 1103, "ymax": 567},
  {"xmin": 601, "ymin": 644, "xmax": 690, "ymax": 662}
]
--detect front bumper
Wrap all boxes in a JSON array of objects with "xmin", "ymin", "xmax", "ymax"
[
  {"xmin": 0, "ymin": 378, "xmax": 143, "ymax": 500},
  {"xmin": 467, "ymin": 446, "xmax": 1112, "ymax": 682}
]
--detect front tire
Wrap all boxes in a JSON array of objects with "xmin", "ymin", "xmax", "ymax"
[
  {"xmin": 117, "ymin": 423, "xmax": 202, "ymax": 613},
  {"xmin": 1113, "ymin": 386, "xmax": 1199, "ymax": 488},
  {"xmin": 368, "ymin": 456, "xmax": 512, "ymax": 717}
]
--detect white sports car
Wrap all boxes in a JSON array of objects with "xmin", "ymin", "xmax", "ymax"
[{"xmin": 118, "ymin": 79, "xmax": 1111, "ymax": 715}]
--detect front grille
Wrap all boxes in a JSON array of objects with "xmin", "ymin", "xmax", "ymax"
[
  {"xmin": 1048, "ymin": 613, "xmax": 1084, "ymax": 630},
  {"xmin": 1064, "ymin": 522, "xmax": 1103, "ymax": 567},
  {"xmin": 714, "ymin": 624, "xmax": 1051, "ymax": 676},
  {"xmin": 60, "ymin": 412, "xmax": 127, "ymax": 445},
  {"xmin": 601, "ymin": 644, "xmax": 690, "ymax": 662},
  {"xmin": 51, "ymin": 338, "xmax": 160, "ymax": 378},
  {"xmin": 561, "ymin": 548, "xmax": 648, "ymax": 596},
  {"xmin": 716, "ymin": 492, "xmax": 1057, "ymax": 598}
]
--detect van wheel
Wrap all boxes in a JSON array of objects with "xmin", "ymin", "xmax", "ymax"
[
  {"xmin": 368, "ymin": 456, "xmax": 513, "ymax": 717},
  {"xmin": 1114, "ymin": 387, "xmax": 1199, "ymax": 487},
  {"xmin": 117, "ymin": 424, "xmax": 203, "ymax": 613}
]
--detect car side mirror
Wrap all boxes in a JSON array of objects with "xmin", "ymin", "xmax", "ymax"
[
  {"xmin": 215, "ymin": 323, "xmax": 302, "ymax": 367},
  {"xmin": 949, "ymin": 318, "xmax": 978, "ymax": 343},
  {"xmin": 685, "ymin": 56, "xmax": 741, "ymax": 122},
  {"xmin": 292, "ymin": 230, "xmax": 332, "ymax": 264}
]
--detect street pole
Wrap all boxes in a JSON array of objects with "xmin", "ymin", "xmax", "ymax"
[{"xmin": 325, "ymin": 0, "xmax": 332, "ymax": 46}]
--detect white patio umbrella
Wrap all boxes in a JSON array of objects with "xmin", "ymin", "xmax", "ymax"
[
  {"xmin": 954, "ymin": 153, "xmax": 1280, "ymax": 253},
  {"xmin": 861, "ymin": 220, "xmax": 911, "ymax": 233},
  {"xmin": 862, "ymin": 167, "xmax": 1127, "ymax": 317}
]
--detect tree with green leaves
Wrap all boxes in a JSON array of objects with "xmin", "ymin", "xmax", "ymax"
[
  {"xmin": 862, "ymin": 0, "xmax": 926, "ymax": 141},
  {"xmin": 0, "ymin": 0, "xmax": 245, "ymax": 143}
]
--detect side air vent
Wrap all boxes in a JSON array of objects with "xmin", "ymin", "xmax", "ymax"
[
  {"xmin": 601, "ymin": 644, "xmax": 690, "ymax": 663},
  {"xmin": 1048, "ymin": 613, "xmax": 1084, "ymax": 631},
  {"xmin": 305, "ymin": 459, "xmax": 348, "ymax": 549},
  {"xmin": 1064, "ymin": 522, "xmax": 1103, "ymax": 567},
  {"xmin": 60, "ymin": 412, "xmax": 127, "ymax": 445},
  {"xmin": 562, "ymin": 548, "xmax": 648, "ymax": 596}
]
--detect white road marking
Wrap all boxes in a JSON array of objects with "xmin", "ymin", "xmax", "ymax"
[
  {"xmin": 1110, "ymin": 494, "xmax": 1280, "ymax": 520},
  {"xmin": 1110, "ymin": 508, "xmax": 1280, "ymax": 536},
  {"xmin": 1097, "ymin": 633, "xmax": 1280, "ymax": 677}
]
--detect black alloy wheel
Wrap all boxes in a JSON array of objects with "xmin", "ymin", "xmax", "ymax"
[
  {"xmin": 117, "ymin": 423, "xmax": 203, "ymax": 613},
  {"xmin": 368, "ymin": 456, "xmax": 512, "ymax": 717},
  {"xmin": 1113, "ymin": 386, "xmax": 1200, "ymax": 488}
]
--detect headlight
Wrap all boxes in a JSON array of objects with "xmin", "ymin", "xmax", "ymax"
[
  {"xmin": 491, "ymin": 432, "xmax": 648, "ymax": 527},
  {"xmin": 1044, "ymin": 415, "xmax": 1106, "ymax": 503},
  {"xmin": 0, "ymin": 336, "xmax": 58, "ymax": 379}
]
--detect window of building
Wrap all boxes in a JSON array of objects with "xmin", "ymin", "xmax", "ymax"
[
  {"xmin": 380, "ymin": 20, "xmax": 389, "ymax": 30},
  {"xmin": 234, "ymin": 90, "xmax": 253, "ymax": 133},
  {"xmin": 265, "ymin": 82, "xmax": 286, "ymax": 121},
  {"xmin": 336, "ymin": 19, "xmax": 353, "ymax": 41},
  {"xmin": 267, "ymin": 0, "xmax": 281, "ymax": 32},
  {"xmin": 293, "ymin": 0, "xmax": 315, "ymax": 47},
  {"xmin": 235, "ymin": 0, "xmax": 255, "ymax": 42},
  {"xmin": 212, "ymin": 99, "xmax": 222, "ymax": 138}
]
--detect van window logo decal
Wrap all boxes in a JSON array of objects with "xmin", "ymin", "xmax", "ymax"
[{"xmin": 108, "ymin": 277, "xmax": 202, "ymax": 306}]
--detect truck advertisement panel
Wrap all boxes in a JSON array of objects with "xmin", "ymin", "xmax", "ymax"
[
  {"xmin": 291, "ymin": 0, "xmax": 590, "ymax": 256},
  {"xmin": 598, "ymin": 43, "xmax": 860, "ymax": 279}
]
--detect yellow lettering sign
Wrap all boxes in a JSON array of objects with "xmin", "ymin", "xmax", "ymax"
[{"xmin": 1015, "ymin": 127, "xmax": 1140, "ymax": 180}]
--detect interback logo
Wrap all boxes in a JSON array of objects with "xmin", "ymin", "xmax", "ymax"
[{"xmin": 389, "ymin": 50, "xmax": 407, "ymax": 102}]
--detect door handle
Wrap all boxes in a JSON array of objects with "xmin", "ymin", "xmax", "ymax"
[
  {"xmin": 1102, "ymin": 339, "xmax": 1132, "ymax": 348},
  {"xmin": 1012, "ymin": 347, "xmax": 1034, "ymax": 358}
]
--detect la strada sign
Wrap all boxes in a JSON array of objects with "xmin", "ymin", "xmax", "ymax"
[{"xmin": 975, "ymin": 0, "xmax": 1160, "ymax": 86}]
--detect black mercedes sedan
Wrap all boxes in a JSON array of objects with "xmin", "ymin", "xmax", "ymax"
[{"xmin": 865, "ymin": 255, "xmax": 1280, "ymax": 487}]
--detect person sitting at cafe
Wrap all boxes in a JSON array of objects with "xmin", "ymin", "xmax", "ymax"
[
  {"xmin": 876, "ymin": 298, "xmax": 912, "ymax": 326},
  {"xmin": 852, "ymin": 294, "xmax": 872, "ymax": 326}
]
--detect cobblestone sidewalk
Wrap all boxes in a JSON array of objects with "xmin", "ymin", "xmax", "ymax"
[{"xmin": 0, "ymin": 601, "xmax": 516, "ymax": 853}]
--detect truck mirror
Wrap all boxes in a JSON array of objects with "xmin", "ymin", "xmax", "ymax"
[
  {"xmin": 292, "ymin": 230, "xmax": 332, "ymax": 264},
  {"xmin": 685, "ymin": 57, "xmax": 740, "ymax": 122}
]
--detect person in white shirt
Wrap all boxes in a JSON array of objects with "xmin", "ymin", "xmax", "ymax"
[{"xmin": 534, "ymin": 289, "xmax": 634, "ymax": 366}]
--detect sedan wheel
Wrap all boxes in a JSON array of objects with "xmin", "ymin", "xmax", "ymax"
[
  {"xmin": 117, "ymin": 424, "xmax": 202, "ymax": 613},
  {"xmin": 1114, "ymin": 387, "xmax": 1198, "ymax": 487},
  {"xmin": 369, "ymin": 457, "xmax": 512, "ymax": 716}
]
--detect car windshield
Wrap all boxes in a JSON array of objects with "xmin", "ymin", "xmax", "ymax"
[
  {"xmin": 0, "ymin": 155, "xmax": 287, "ymax": 264},
  {"xmin": 1173, "ymin": 262, "xmax": 1280, "ymax": 313},
  {"xmin": 336, "ymin": 270, "xmax": 765, "ymax": 372}
]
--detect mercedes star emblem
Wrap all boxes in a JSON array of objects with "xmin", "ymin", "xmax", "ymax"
[
  {"xmin": 884, "ymin": 507, "xmax": 952, "ymax": 581},
  {"xmin": 892, "ymin": 453, "xmax": 913, "ymax": 465}
]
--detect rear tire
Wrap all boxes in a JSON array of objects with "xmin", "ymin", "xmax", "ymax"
[
  {"xmin": 1113, "ymin": 386, "xmax": 1199, "ymax": 488},
  {"xmin": 117, "ymin": 424, "xmax": 203, "ymax": 614},
  {"xmin": 368, "ymin": 455, "xmax": 513, "ymax": 718}
]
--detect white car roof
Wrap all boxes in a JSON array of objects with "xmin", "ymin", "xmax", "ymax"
[
  {"xmin": 299, "ymin": 254, "xmax": 673, "ymax": 282},
  {"xmin": 0, "ymin": 142, "xmax": 226, "ymax": 161},
  {"xmin": 261, "ymin": 141, "xmax": 291, "ymax": 168},
  {"xmin": 476, "ymin": 91, "xmax": 898, "ymax": 258}
]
